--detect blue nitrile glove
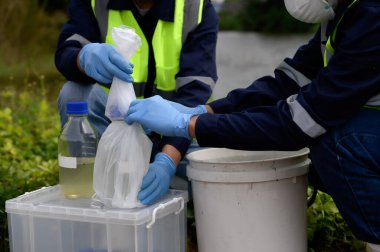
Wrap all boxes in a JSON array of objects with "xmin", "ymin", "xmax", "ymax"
[
  {"xmin": 139, "ymin": 152, "xmax": 176, "ymax": 205},
  {"xmin": 168, "ymin": 101, "xmax": 207, "ymax": 115},
  {"xmin": 125, "ymin": 95, "xmax": 192, "ymax": 139},
  {"xmin": 79, "ymin": 43, "xmax": 134, "ymax": 84},
  {"xmin": 142, "ymin": 126, "xmax": 152, "ymax": 135}
]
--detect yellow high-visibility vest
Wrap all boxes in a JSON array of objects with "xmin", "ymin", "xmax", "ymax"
[{"xmin": 91, "ymin": 0, "xmax": 204, "ymax": 98}]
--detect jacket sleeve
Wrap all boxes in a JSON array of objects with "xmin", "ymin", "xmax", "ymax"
[
  {"xmin": 195, "ymin": 2, "xmax": 380, "ymax": 151},
  {"xmin": 161, "ymin": 0, "xmax": 219, "ymax": 157},
  {"xmin": 55, "ymin": 0, "xmax": 101, "ymax": 84}
]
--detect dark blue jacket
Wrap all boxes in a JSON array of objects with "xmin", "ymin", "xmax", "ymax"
[
  {"xmin": 195, "ymin": 0, "xmax": 380, "ymax": 151},
  {"xmin": 55, "ymin": 0, "xmax": 219, "ymax": 157}
]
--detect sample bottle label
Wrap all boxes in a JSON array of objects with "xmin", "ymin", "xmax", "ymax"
[
  {"xmin": 58, "ymin": 155, "xmax": 94, "ymax": 169},
  {"xmin": 58, "ymin": 154, "xmax": 77, "ymax": 169}
]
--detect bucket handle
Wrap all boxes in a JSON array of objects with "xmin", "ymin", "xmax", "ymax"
[{"xmin": 146, "ymin": 197, "xmax": 184, "ymax": 229}]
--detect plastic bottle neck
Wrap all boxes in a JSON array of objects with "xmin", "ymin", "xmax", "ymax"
[{"xmin": 68, "ymin": 114, "xmax": 88, "ymax": 117}]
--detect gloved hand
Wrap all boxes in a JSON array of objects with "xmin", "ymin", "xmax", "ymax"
[
  {"xmin": 125, "ymin": 95, "xmax": 192, "ymax": 139},
  {"xmin": 79, "ymin": 43, "xmax": 134, "ymax": 84},
  {"xmin": 168, "ymin": 101, "xmax": 207, "ymax": 115},
  {"xmin": 142, "ymin": 125, "xmax": 153, "ymax": 136},
  {"xmin": 139, "ymin": 152, "xmax": 176, "ymax": 205}
]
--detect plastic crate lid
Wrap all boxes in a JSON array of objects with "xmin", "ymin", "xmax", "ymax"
[{"xmin": 5, "ymin": 185, "xmax": 188, "ymax": 226}]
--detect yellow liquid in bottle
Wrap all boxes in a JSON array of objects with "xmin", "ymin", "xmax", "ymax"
[{"xmin": 59, "ymin": 157, "xmax": 95, "ymax": 198}]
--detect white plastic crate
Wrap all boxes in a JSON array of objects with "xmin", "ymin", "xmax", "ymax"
[{"xmin": 6, "ymin": 185, "xmax": 188, "ymax": 252}]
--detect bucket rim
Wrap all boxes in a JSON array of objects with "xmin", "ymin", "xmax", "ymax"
[{"xmin": 186, "ymin": 147, "xmax": 309, "ymax": 165}]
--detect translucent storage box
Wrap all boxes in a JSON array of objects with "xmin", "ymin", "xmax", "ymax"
[{"xmin": 6, "ymin": 185, "xmax": 188, "ymax": 252}]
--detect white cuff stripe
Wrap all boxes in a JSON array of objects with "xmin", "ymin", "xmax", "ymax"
[
  {"xmin": 277, "ymin": 61, "xmax": 311, "ymax": 87},
  {"xmin": 66, "ymin": 34, "xmax": 91, "ymax": 46},
  {"xmin": 366, "ymin": 92, "xmax": 380, "ymax": 106},
  {"xmin": 287, "ymin": 94, "xmax": 326, "ymax": 138},
  {"xmin": 176, "ymin": 76, "xmax": 215, "ymax": 90}
]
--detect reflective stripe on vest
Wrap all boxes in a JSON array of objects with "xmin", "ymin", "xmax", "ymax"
[{"xmin": 91, "ymin": 0, "xmax": 204, "ymax": 97}]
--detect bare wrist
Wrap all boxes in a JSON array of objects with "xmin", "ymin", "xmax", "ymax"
[
  {"xmin": 161, "ymin": 144, "xmax": 181, "ymax": 166},
  {"xmin": 77, "ymin": 51, "xmax": 85, "ymax": 74},
  {"xmin": 188, "ymin": 115, "xmax": 198, "ymax": 139},
  {"xmin": 205, "ymin": 105, "xmax": 214, "ymax": 114}
]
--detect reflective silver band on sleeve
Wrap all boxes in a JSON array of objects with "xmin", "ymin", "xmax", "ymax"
[
  {"xmin": 94, "ymin": 0, "xmax": 110, "ymax": 42},
  {"xmin": 366, "ymin": 93, "xmax": 380, "ymax": 106},
  {"xmin": 287, "ymin": 94, "xmax": 326, "ymax": 138},
  {"xmin": 182, "ymin": 0, "xmax": 202, "ymax": 44},
  {"xmin": 276, "ymin": 62, "xmax": 311, "ymax": 87},
  {"xmin": 66, "ymin": 34, "xmax": 91, "ymax": 46},
  {"xmin": 176, "ymin": 76, "xmax": 215, "ymax": 90}
]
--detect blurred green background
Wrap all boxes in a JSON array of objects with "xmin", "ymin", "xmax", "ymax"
[{"xmin": 0, "ymin": 0, "xmax": 367, "ymax": 251}]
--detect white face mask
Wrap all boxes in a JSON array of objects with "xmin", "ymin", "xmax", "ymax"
[{"xmin": 284, "ymin": 0, "xmax": 337, "ymax": 24}]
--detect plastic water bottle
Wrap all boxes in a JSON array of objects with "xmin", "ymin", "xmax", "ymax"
[{"xmin": 58, "ymin": 101, "xmax": 98, "ymax": 198}]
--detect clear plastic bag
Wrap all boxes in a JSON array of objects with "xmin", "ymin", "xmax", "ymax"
[
  {"xmin": 105, "ymin": 26, "xmax": 141, "ymax": 120},
  {"xmin": 93, "ymin": 121, "xmax": 152, "ymax": 208},
  {"xmin": 93, "ymin": 26, "xmax": 152, "ymax": 208}
]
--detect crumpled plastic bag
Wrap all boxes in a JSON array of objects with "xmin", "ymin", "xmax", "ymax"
[
  {"xmin": 93, "ymin": 26, "xmax": 152, "ymax": 208},
  {"xmin": 105, "ymin": 26, "xmax": 141, "ymax": 120}
]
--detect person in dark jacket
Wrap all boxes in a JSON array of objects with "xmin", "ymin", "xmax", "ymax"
[
  {"xmin": 55, "ymin": 0, "xmax": 218, "ymax": 205},
  {"xmin": 125, "ymin": 0, "xmax": 380, "ymax": 248}
]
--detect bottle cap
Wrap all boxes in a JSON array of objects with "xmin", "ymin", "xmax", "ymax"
[{"xmin": 66, "ymin": 101, "xmax": 88, "ymax": 115}]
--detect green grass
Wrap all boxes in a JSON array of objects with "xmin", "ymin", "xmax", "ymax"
[
  {"xmin": 0, "ymin": 88, "xmax": 60, "ymax": 251},
  {"xmin": 0, "ymin": 1, "xmax": 66, "ymax": 96},
  {"xmin": 307, "ymin": 191, "xmax": 366, "ymax": 251},
  {"xmin": 0, "ymin": 3, "xmax": 64, "ymax": 250}
]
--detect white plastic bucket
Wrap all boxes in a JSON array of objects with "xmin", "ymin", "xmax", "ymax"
[{"xmin": 186, "ymin": 148, "xmax": 310, "ymax": 252}]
